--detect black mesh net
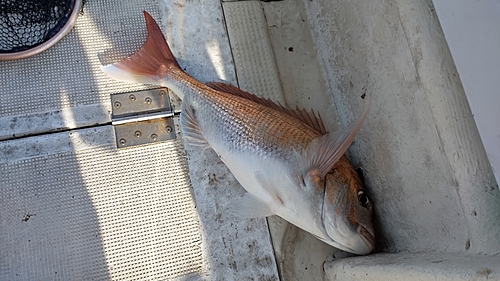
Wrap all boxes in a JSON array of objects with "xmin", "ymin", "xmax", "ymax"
[{"xmin": 0, "ymin": 0, "xmax": 77, "ymax": 53}]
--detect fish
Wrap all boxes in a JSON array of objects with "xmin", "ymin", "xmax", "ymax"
[{"xmin": 101, "ymin": 11, "xmax": 375, "ymax": 255}]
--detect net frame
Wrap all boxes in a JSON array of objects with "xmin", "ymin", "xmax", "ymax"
[{"xmin": 0, "ymin": 0, "xmax": 83, "ymax": 60}]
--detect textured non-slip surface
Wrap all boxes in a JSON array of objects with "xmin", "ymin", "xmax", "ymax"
[
  {"xmin": 0, "ymin": 127, "xmax": 204, "ymax": 280},
  {"xmin": 1, "ymin": 0, "xmax": 281, "ymax": 279},
  {"xmin": 222, "ymin": 1, "xmax": 285, "ymax": 104},
  {"xmin": 1, "ymin": 4, "xmax": 208, "ymax": 279},
  {"xmin": 0, "ymin": 0, "xmax": 160, "ymax": 138}
]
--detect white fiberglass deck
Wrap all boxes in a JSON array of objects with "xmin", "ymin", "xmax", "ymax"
[{"xmin": 1, "ymin": 0, "xmax": 499, "ymax": 280}]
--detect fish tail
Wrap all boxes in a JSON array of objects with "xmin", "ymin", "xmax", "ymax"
[{"xmin": 101, "ymin": 11, "xmax": 183, "ymax": 94}]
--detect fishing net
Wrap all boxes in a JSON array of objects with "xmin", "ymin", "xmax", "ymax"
[{"xmin": 0, "ymin": 0, "xmax": 77, "ymax": 53}]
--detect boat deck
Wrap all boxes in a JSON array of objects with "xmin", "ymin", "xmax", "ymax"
[{"xmin": 1, "ymin": 0, "xmax": 499, "ymax": 280}]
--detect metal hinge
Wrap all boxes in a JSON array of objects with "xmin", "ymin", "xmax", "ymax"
[{"xmin": 111, "ymin": 88, "xmax": 177, "ymax": 148}]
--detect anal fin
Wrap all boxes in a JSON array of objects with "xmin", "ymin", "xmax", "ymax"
[
  {"xmin": 229, "ymin": 171, "xmax": 286, "ymax": 218},
  {"xmin": 230, "ymin": 193, "xmax": 274, "ymax": 218}
]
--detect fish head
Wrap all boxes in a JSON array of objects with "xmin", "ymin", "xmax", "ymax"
[{"xmin": 314, "ymin": 158, "xmax": 375, "ymax": 255}]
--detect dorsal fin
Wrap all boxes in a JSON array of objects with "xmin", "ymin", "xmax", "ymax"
[
  {"xmin": 205, "ymin": 82, "xmax": 281, "ymax": 110},
  {"xmin": 291, "ymin": 106, "xmax": 327, "ymax": 136},
  {"xmin": 206, "ymin": 82, "xmax": 328, "ymax": 135}
]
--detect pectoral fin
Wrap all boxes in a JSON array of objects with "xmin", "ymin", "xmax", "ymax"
[
  {"xmin": 180, "ymin": 95, "xmax": 209, "ymax": 148},
  {"xmin": 302, "ymin": 105, "xmax": 370, "ymax": 178}
]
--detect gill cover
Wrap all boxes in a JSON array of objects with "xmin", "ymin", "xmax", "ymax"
[{"xmin": 299, "ymin": 106, "xmax": 374, "ymax": 255}]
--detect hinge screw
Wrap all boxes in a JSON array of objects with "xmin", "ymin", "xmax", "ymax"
[
  {"xmin": 151, "ymin": 134, "xmax": 158, "ymax": 141},
  {"xmin": 135, "ymin": 131, "xmax": 142, "ymax": 138},
  {"xmin": 129, "ymin": 94, "xmax": 136, "ymax": 101},
  {"xmin": 114, "ymin": 101, "xmax": 121, "ymax": 108},
  {"xmin": 159, "ymin": 90, "xmax": 166, "ymax": 97},
  {"xmin": 119, "ymin": 138, "xmax": 126, "ymax": 145},
  {"xmin": 145, "ymin": 97, "xmax": 152, "ymax": 104},
  {"xmin": 166, "ymin": 126, "xmax": 172, "ymax": 133}
]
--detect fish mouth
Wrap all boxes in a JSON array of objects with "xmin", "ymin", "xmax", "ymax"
[{"xmin": 358, "ymin": 225, "xmax": 375, "ymax": 254}]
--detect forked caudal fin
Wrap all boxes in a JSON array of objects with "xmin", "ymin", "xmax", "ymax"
[{"xmin": 100, "ymin": 11, "xmax": 181, "ymax": 87}]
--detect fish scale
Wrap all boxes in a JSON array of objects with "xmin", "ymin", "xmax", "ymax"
[
  {"xmin": 195, "ymin": 92, "xmax": 319, "ymax": 155},
  {"xmin": 173, "ymin": 71, "xmax": 319, "ymax": 158}
]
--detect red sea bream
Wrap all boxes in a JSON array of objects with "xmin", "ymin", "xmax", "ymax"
[{"xmin": 101, "ymin": 11, "xmax": 374, "ymax": 255}]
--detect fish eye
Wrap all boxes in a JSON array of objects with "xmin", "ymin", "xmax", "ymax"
[{"xmin": 357, "ymin": 190, "xmax": 369, "ymax": 207}]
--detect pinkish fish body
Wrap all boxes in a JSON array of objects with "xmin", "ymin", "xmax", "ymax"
[{"xmin": 101, "ymin": 11, "xmax": 374, "ymax": 255}]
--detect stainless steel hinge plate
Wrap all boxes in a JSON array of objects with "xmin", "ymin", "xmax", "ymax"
[
  {"xmin": 115, "ymin": 118, "xmax": 175, "ymax": 147},
  {"xmin": 111, "ymin": 88, "xmax": 177, "ymax": 148}
]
